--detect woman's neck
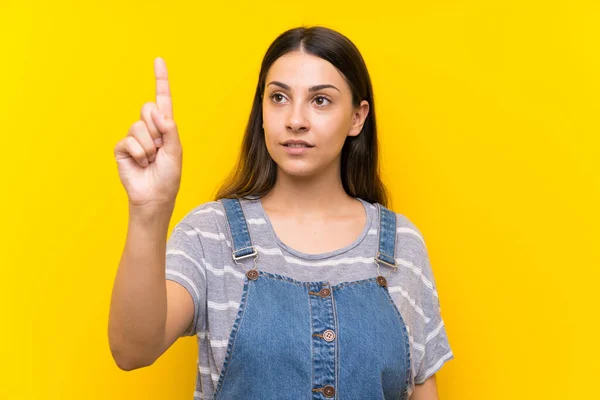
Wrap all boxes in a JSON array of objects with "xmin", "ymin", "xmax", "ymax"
[{"xmin": 261, "ymin": 167, "xmax": 358, "ymax": 218}]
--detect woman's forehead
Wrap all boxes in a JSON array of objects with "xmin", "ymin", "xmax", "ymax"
[{"xmin": 266, "ymin": 52, "xmax": 346, "ymax": 91}]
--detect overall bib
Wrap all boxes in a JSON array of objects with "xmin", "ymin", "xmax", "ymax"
[{"xmin": 214, "ymin": 198, "xmax": 411, "ymax": 400}]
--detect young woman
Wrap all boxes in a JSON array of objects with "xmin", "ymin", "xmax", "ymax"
[{"xmin": 110, "ymin": 26, "xmax": 453, "ymax": 400}]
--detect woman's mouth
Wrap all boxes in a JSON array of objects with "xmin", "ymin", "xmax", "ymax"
[{"xmin": 282, "ymin": 143, "xmax": 313, "ymax": 155}]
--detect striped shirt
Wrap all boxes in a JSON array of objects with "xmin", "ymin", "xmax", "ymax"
[{"xmin": 165, "ymin": 196, "xmax": 453, "ymax": 398}]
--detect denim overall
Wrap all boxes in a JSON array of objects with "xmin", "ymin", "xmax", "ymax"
[{"xmin": 214, "ymin": 198, "xmax": 411, "ymax": 400}]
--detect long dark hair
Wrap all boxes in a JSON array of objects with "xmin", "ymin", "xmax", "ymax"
[{"xmin": 213, "ymin": 25, "xmax": 391, "ymax": 207}]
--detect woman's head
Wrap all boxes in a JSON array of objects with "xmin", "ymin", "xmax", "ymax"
[{"xmin": 215, "ymin": 26, "xmax": 390, "ymax": 207}]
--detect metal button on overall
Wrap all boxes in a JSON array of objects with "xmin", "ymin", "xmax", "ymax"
[
  {"xmin": 376, "ymin": 275, "xmax": 387, "ymax": 287},
  {"xmin": 322, "ymin": 329, "xmax": 336, "ymax": 342},
  {"xmin": 319, "ymin": 288, "xmax": 331, "ymax": 297},
  {"xmin": 323, "ymin": 385, "xmax": 335, "ymax": 397},
  {"xmin": 246, "ymin": 269, "xmax": 259, "ymax": 280}
]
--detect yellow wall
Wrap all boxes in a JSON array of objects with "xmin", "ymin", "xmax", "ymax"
[{"xmin": 1, "ymin": 1, "xmax": 598, "ymax": 398}]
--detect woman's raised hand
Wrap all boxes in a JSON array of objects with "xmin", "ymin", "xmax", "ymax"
[{"xmin": 114, "ymin": 57, "xmax": 183, "ymax": 208}]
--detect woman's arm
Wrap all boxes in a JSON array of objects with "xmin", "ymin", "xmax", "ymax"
[{"xmin": 409, "ymin": 375, "xmax": 439, "ymax": 400}]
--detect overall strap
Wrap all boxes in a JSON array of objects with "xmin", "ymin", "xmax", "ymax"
[
  {"xmin": 219, "ymin": 198, "xmax": 258, "ymax": 261},
  {"xmin": 375, "ymin": 204, "xmax": 397, "ymax": 268}
]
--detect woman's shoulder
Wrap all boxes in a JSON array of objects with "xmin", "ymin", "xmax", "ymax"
[
  {"xmin": 171, "ymin": 197, "xmax": 262, "ymax": 241},
  {"xmin": 394, "ymin": 212, "xmax": 427, "ymax": 246},
  {"xmin": 373, "ymin": 202, "xmax": 427, "ymax": 245},
  {"xmin": 377, "ymin": 204, "xmax": 429, "ymax": 262},
  {"xmin": 171, "ymin": 199, "xmax": 228, "ymax": 232}
]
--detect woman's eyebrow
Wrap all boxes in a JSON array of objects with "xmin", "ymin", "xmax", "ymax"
[{"xmin": 267, "ymin": 81, "xmax": 340, "ymax": 93}]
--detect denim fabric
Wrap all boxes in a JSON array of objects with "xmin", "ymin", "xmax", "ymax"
[{"xmin": 213, "ymin": 198, "xmax": 410, "ymax": 400}]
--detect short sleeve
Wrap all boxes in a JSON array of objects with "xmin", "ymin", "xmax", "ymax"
[
  {"xmin": 414, "ymin": 248, "xmax": 454, "ymax": 384},
  {"xmin": 165, "ymin": 221, "xmax": 206, "ymax": 337}
]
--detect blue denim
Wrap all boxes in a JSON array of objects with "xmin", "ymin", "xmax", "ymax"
[{"xmin": 214, "ymin": 198, "xmax": 411, "ymax": 399}]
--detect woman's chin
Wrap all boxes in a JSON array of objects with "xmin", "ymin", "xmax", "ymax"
[{"xmin": 276, "ymin": 161, "xmax": 319, "ymax": 178}]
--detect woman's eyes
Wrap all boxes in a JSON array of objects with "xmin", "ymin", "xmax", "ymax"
[{"xmin": 269, "ymin": 92, "xmax": 332, "ymax": 107}]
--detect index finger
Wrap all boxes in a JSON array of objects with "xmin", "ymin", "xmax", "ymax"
[{"xmin": 154, "ymin": 57, "xmax": 173, "ymax": 119}]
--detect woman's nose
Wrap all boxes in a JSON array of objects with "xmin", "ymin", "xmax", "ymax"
[{"xmin": 286, "ymin": 103, "xmax": 310, "ymax": 132}]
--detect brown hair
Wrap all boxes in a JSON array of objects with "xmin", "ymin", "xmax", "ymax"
[{"xmin": 213, "ymin": 25, "xmax": 390, "ymax": 207}]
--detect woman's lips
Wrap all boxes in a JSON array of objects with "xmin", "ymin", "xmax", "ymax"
[{"xmin": 282, "ymin": 144, "xmax": 313, "ymax": 155}]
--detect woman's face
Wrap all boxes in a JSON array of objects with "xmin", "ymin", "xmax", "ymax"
[{"xmin": 262, "ymin": 50, "xmax": 369, "ymax": 178}]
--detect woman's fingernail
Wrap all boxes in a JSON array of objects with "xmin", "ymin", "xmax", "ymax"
[{"xmin": 154, "ymin": 137, "xmax": 163, "ymax": 147}]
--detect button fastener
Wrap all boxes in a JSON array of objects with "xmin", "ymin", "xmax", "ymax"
[
  {"xmin": 323, "ymin": 385, "xmax": 335, "ymax": 397},
  {"xmin": 322, "ymin": 329, "xmax": 336, "ymax": 342},
  {"xmin": 246, "ymin": 269, "xmax": 259, "ymax": 280},
  {"xmin": 319, "ymin": 288, "xmax": 331, "ymax": 297},
  {"xmin": 312, "ymin": 386, "xmax": 336, "ymax": 397},
  {"xmin": 376, "ymin": 275, "xmax": 387, "ymax": 287}
]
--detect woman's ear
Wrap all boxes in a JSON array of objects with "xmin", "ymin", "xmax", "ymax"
[{"xmin": 348, "ymin": 100, "xmax": 370, "ymax": 137}]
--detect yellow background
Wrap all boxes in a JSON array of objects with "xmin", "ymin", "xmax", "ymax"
[{"xmin": 1, "ymin": 0, "xmax": 598, "ymax": 398}]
